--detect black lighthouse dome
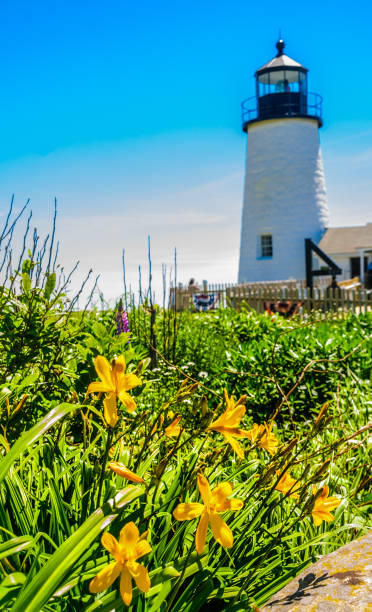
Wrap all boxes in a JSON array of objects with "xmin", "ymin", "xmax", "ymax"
[{"xmin": 241, "ymin": 39, "xmax": 322, "ymax": 131}]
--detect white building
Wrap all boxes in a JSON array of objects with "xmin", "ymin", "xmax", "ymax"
[
  {"xmin": 238, "ymin": 39, "xmax": 329, "ymax": 283},
  {"xmin": 318, "ymin": 224, "xmax": 372, "ymax": 284}
]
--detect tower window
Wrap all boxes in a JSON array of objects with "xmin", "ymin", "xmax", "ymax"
[{"xmin": 260, "ymin": 234, "xmax": 273, "ymax": 257}]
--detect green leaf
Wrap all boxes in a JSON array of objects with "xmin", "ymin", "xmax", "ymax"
[
  {"xmin": 0, "ymin": 403, "xmax": 78, "ymax": 485},
  {"xmin": 21, "ymin": 273, "xmax": 31, "ymax": 294},
  {"xmin": 0, "ymin": 536, "xmax": 34, "ymax": 561},
  {"xmin": 44, "ymin": 272, "xmax": 56, "ymax": 300},
  {"xmin": 0, "ymin": 387, "xmax": 12, "ymax": 406},
  {"xmin": 22, "ymin": 259, "xmax": 32, "ymax": 274},
  {"xmin": 148, "ymin": 580, "xmax": 173, "ymax": 612},
  {"xmin": 1, "ymin": 573, "xmax": 26, "ymax": 588},
  {"xmin": 91, "ymin": 322, "xmax": 108, "ymax": 340},
  {"xmin": 0, "ymin": 573, "xmax": 26, "ymax": 609}
]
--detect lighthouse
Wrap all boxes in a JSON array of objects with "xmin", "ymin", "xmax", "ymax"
[{"xmin": 238, "ymin": 39, "xmax": 330, "ymax": 283}]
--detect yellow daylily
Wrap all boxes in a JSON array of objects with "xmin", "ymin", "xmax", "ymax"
[
  {"xmin": 89, "ymin": 522, "xmax": 151, "ymax": 606},
  {"xmin": 208, "ymin": 390, "xmax": 250, "ymax": 459},
  {"xmin": 108, "ymin": 461, "xmax": 145, "ymax": 484},
  {"xmin": 87, "ymin": 355, "xmax": 142, "ymax": 427},
  {"xmin": 245, "ymin": 423, "xmax": 260, "ymax": 443},
  {"xmin": 165, "ymin": 415, "xmax": 182, "ymax": 438},
  {"xmin": 275, "ymin": 469, "xmax": 300, "ymax": 498},
  {"xmin": 246, "ymin": 421, "xmax": 279, "ymax": 456},
  {"xmin": 173, "ymin": 473, "xmax": 243, "ymax": 555},
  {"xmin": 311, "ymin": 485, "xmax": 341, "ymax": 526}
]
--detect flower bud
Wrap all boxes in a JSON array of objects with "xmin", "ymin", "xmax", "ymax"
[{"xmin": 311, "ymin": 460, "xmax": 331, "ymax": 482}]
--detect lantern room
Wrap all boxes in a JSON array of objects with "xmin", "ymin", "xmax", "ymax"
[{"xmin": 242, "ymin": 39, "xmax": 322, "ymax": 130}]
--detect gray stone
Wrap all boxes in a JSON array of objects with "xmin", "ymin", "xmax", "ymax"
[{"xmin": 261, "ymin": 531, "xmax": 372, "ymax": 611}]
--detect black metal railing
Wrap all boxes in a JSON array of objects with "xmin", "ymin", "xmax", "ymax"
[{"xmin": 241, "ymin": 92, "xmax": 322, "ymax": 128}]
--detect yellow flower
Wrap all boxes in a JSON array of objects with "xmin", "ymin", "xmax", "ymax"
[
  {"xmin": 89, "ymin": 522, "xmax": 151, "ymax": 606},
  {"xmin": 245, "ymin": 423, "xmax": 260, "ymax": 443},
  {"xmin": 165, "ymin": 415, "xmax": 182, "ymax": 437},
  {"xmin": 173, "ymin": 473, "xmax": 243, "ymax": 555},
  {"xmin": 108, "ymin": 461, "xmax": 145, "ymax": 484},
  {"xmin": 208, "ymin": 390, "xmax": 250, "ymax": 459},
  {"xmin": 246, "ymin": 421, "xmax": 279, "ymax": 456},
  {"xmin": 311, "ymin": 485, "xmax": 341, "ymax": 526},
  {"xmin": 275, "ymin": 470, "xmax": 300, "ymax": 498},
  {"xmin": 87, "ymin": 355, "xmax": 142, "ymax": 427}
]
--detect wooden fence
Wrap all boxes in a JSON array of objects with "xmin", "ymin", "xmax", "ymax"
[
  {"xmin": 170, "ymin": 279, "xmax": 371, "ymax": 317},
  {"xmin": 226, "ymin": 285, "xmax": 371, "ymax": 316}
]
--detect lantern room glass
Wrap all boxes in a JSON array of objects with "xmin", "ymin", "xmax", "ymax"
[
  {"xmin": 257, "ymin": 70, "xmax": 307, "ymax": 96},
  {"xmin": 256, "ymin": 68, "xmax": 308, "ymax": 120}
]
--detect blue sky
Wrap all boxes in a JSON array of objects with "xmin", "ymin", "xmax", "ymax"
[{"xmin": 0, "ymin": 0, "xmax": 371, "ymax": 301}]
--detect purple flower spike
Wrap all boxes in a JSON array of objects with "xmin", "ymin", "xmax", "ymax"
[{"xmin": 116, "ymin": 299, "xmax": 130, "ymax": 335}]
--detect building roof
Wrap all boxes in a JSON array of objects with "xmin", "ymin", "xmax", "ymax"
[
  {"xmin": 256, "ymin": 39, "xmax": 307, "ymax": 73},
  {"xmin": 257, "ymin": 54, "xmax": 305, "ymax": 73},
  {"xmin": 319, "ymin": 224, "xmax": 372, "ymax": 254}
]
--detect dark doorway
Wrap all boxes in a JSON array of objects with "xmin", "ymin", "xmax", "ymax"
[{"xmin": 350, "ymin": 256, "xmax": 368, "ymax": 278}]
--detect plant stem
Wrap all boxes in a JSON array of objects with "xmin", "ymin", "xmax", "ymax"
[{"xmin": 96, "ymin": 428, "xmax": 113, "ymax": 507}]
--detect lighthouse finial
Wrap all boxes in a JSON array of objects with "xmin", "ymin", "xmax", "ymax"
[{"xmin": 276, "ymin": 37, "xmax": 285, "ymax": 56}]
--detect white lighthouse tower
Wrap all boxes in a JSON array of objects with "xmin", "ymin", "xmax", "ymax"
[{"xmin": 238, "ymin": 39, "xmax": 330, "ymax": 283}]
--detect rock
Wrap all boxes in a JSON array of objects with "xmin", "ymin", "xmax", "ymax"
[{"xmin": 261, "ymin": 531, "xmax": 372, "ymax": 611}]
